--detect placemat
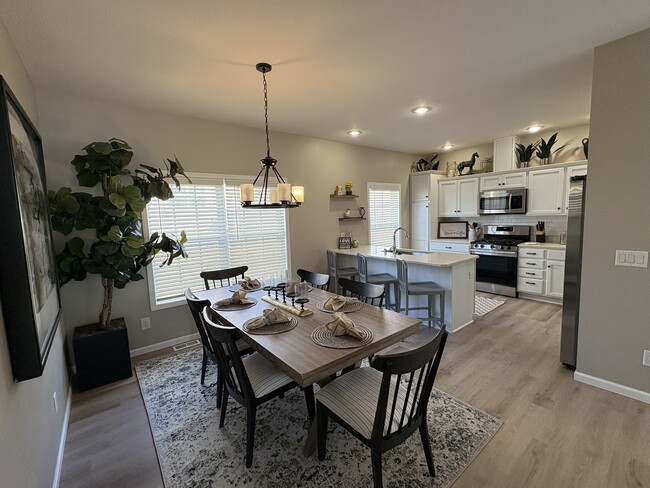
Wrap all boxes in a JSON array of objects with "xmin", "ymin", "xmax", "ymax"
[
  {"xmin": 311, "ymin": 324, "xmax": 373, "ymax": 349},
  {"xmin": 213, "ymin": 297, "xmax": 258, "ymax": 311},
  {"xmin": 243, "ymin": 316, "xmax": 298, "ymax": 335},
  {"xmin": 261, "ymin": 295, "xmax": 314, "ymax": 316},
  {"xmin": 228, "ymin": 284, "xmax": 263, "ymax": 293},
  {"xmin": 316, "ymin": 300, "xmax": 364, "ymax": 314}
]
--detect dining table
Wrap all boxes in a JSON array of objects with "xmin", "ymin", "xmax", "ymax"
[{"xmin": 194, "ymin": 284, "xmax": 423, "ymax": 455}]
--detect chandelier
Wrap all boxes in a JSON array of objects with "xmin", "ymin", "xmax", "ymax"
[{"xmin": 240, "ymin": 62, "xmax": 303, "ymax": 208}]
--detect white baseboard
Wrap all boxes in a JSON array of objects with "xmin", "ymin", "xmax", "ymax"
[
  {"xmin": 574, "ymin": 371, "xmax": 650, "ymax": 405},
  {"xmin": 129, "ymin": 332, "xmax": 200, "ymax": 357},
  {"xmin": 451, "ymin": 319, "xmax": 473, "ymax": 334},
  {"xmin": 52, "ymin": 386, "xmax": 72, "ymax": 488}
]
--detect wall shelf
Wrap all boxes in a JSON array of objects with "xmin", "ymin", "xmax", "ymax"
[
  {"xmin": 338, "ymin": 217, "xmax": 366, "ymax": 221},
  {"xmin": 330, "ymin": 194, "xmax": 358, "ymax": 198}
]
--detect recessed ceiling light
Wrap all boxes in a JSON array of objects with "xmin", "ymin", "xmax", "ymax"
[
  {"xmin": 441, "ymin": 143, "xmax": 455, "ymax": 150},
  {"xmin": 346, "ymin": 130, "xmax": 362, "ymax": 137},
  {"xmin": 527, "ymin": 125, "xmax": 543, "ymax": 133},
  {"xmin": 411, "ymin": 105, "xmax": 432, "ymax": 115}
]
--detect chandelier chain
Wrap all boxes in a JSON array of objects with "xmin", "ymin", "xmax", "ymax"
[{"xmin": 263, "ymin": 70, "xmax": 270, "ymax": 158}]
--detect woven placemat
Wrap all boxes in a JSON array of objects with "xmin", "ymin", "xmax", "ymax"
[
  {"xmin": 311, "ymin": 324, "xmax": 373, "ymax": 349},
  {"xmin": 213, "ymin": 297, "xmax": 258, "ymax": 311},
  {"xmin": 243, "ymin": 316, "xmax": 298, "ymax": 335},
  {"xmin": 316, "ymin": 300, "xmax": 364, "ymax": 314},
  {"xmin": 228, "ymin": 284, "xmax": 263, "ymax": 293}
]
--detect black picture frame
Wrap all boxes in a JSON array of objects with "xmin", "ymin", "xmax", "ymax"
[
  {"xmin": 438, "ymin": 221, "xmax": 469, "ymax": 239},
  {"xmin": 338, "ymin": 236, "xmax": 352, "ymax": 249},
  {"xmin": 0, "ymin": 76, "xmax": 61, "ymax": 381}
]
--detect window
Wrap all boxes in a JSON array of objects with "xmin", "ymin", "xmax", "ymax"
[
  {"xmin": 367, "ymin": 182, "xmax": 401, "ymax": 249},
  {"xmin": 145, "ymin": 174, "xmax": 288, "ymax": 308}
]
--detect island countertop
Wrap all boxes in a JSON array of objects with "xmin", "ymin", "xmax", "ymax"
[{"xmin": 329, "ymin": 245, "xmax": 478, "ymax": 267}]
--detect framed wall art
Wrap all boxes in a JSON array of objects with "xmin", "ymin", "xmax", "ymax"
[
  {"xmin": 438, "ymin": 221, "xmax": 469, "ymax": 239},
  {"xmin": 0, "ymin": 76, "xmax": 61, "ymax": 381}
]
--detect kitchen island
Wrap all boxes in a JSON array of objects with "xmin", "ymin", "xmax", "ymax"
[{"xmin": 330, "ymin": 246, "xmax": 477, "ymax": 332}]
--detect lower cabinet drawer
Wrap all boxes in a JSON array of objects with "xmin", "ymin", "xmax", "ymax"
[
  {"xmin": 429, "ymin": 241, "xmax": 470, "ymax": 253},
  {"xmin": 518, "ymin": 277, "xmax": 545, "ymax": 295},
  {"xmin": 519, "ymin": 258, "xmax": 544, "ymax": 269},
  {"xmin": 519, "ymin": 268, "xmax": 545, "ymax": 279}
]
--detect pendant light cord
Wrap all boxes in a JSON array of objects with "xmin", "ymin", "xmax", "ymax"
[{"xmin": 262, "ymin": 69, "xmax": 271, "ymax": 159}]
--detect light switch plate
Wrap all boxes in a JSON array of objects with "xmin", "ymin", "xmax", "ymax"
[{"xmin": 615, "ymin": 250, "xmax": 648, "ymax": 268}]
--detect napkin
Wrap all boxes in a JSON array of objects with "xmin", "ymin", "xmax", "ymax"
[
  {"xmin": 323, "ymin": 295, "xmax": 359, "ymax": 311},
  {"xmin": 325, "ymin": 312, "xmax": 364, "ymax": 339},
  {"xmin": 239, "ymin": 276, "xmax": 261, "ymax": 290},
  {"xmin": 246, "ymin": 308, "xmax": 290, "ymax": 329},
  {"xmin": 216, "ymin": 290, "xmax": 255, "ymax": 306}
]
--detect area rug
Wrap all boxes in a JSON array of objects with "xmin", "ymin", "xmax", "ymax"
[
  {"xmin": 135, "ymin": 347, "xmax": 502, "ymax": 488},
  {"xmin": 474, "ymin": 296, "xmax": 505, "ymax": 316}
]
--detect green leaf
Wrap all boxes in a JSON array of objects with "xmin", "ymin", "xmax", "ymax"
[
  {"xmin": 77, "ymin": 169, "xmax": 102, "ymax": 187},
  {"xmin": 94, "ymin": 241, "xmax": 121, "ymax": 256},
  {"xmin": 124, "ymin": 235, "xmax": 144, "ymax": 248},
  {"xmin": 109, "ymin": 192, "xmax": 127, "ymax": 209},
  {"xmin": 92, "ymin": 141, "xmax": 113, "ymax": 155},
  {"xmin": 67, "ymin": 237, "xmax": 86, "ymax": 256},
  {"xmin": 121, "ymin": 242, "xmax": 142, "ymax": 257},
  {"xmin": 106, "ymin": 225, "xmax": 123, "ymax": 242},
  {"xmin": 58, "ymin": 194, "xmax": 79, "ymax": 214}
]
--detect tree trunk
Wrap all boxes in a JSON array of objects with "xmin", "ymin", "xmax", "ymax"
[{"xmin": 99, "ymin": 278, "xmax": 114, "ymax": 329}]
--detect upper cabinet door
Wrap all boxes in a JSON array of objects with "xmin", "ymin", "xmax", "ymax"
[
  {"xmin": 527, "ymin": 167, "xmax": 565, "ymax": 216},
  {"xmin": 457, "ymin": 178, "xmax": 479, "ymax": 216},
  {"xmin": 565, "ymin": 165, "xmax": 588, "ymax": 212},
  {"xmin": 410, "ymin": 173, "xmax": 430, "ymax": 201},
  {"xmin": 438, "ymin": 180, "xmax": 459, "ymax": 216},
  {"xmin": 502, "ymin": 172, "xmax": 527, "ymax": 188},
  {"xmin": 480, "ymin": 174, "xmax": 503, "ymax": 190}
]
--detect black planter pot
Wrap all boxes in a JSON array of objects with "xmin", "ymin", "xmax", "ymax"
[{"xmin": 72, "ymin": 317, "xmax": 132, "ymax": 392}]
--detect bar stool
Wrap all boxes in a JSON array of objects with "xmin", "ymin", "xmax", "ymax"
[
  {"xmin": 327, "ymin": 250, "xmax": 357, "ymax": 294},
  {"xmin": 396, "ymin": 259, "xmax": 445, "ymax": 328},
  {"xmin": 357, "ymin": 253, "xmax": 399, "ymax": 311}
]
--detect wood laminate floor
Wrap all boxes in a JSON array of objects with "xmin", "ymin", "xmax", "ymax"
[{"xmin": 59, "ymin": 296, "xmax": 650, "ymax": 487}]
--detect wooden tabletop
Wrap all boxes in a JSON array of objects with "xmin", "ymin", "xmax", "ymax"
[{"xmin": 194, "ymin": 287, "xmax": 422, "ymax": 388}]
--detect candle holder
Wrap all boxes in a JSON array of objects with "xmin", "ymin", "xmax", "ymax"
[
  {"xmin": 286, "ymin": 292, "xmax": 298, "ymax": 307},
  {"xmin": 295, "ymin": 298, "xmax": 309, "ymax": 312},
  {"xmin": 263, "ymin": 285, "xmax": 272, "ymax": 297},
  {"xmin": 271, "ymin": 286, "xmax": 282, "ymax": 300}
]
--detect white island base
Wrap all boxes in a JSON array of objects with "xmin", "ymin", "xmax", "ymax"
[{"xmin": 330, "ymin": 246, "xmax": 477, "ymax": 333}]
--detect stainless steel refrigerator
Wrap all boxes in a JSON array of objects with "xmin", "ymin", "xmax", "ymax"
[{"xmin": 560, "ymin": 175, "xmax": 586, "ymax": 368}]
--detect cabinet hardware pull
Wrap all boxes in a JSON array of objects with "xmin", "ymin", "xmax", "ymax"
[
  {"xmin": 526, "ymin": 281, "xmax": 536, "ymax": 285},
  {"xmin": 445, "ymin": 246, "xmax": 452, "ymax": 249},
  {"xmin": 526, "ymin": 272, "xmax": 535, "ymax": 275},
  {"xmin": 526, "ymin": 262, "xmax": 536, "ymax": 265}
]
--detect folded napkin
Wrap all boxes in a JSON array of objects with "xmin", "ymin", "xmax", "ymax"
[
  {"xmin": 239, "ymin": 276, "xmax": 261, "ymax": 290},
  {"xmin": 325, "ymin": 312, "xmax": 364, "ymax": 339},
  {"xmin": 246, "ymin": 308, "xmax": 290, "ymax": 329},
  {"xmin": 216, "ymin": 290, "xmax": 255, "ymax": 306},
  {"xmin": 323, "ymin": 295, "xmax": 359, "ymax": 311}
]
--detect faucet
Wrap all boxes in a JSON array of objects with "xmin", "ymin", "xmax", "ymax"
[{"xmin": 387, "ymin": 227, "xmax": 409, "ymax": 253}]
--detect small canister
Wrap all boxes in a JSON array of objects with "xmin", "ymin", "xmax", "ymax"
[{"xmin": 560, "ymin": 231, "xmax": 567, "ymax": 245}]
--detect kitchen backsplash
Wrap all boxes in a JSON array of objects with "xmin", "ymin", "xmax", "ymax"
[{"xmin": 439, "ymin": 214, "xmax": 567, "ymax": 243}]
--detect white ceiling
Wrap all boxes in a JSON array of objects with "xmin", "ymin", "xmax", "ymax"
[{"xmin": 1, "ymin": 1, "xmax": 650, "ymax": 154}]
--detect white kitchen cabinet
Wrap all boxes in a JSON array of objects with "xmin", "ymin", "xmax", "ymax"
[
  {"xmin": 410, "ymin": 172, "xmax": 430, "ymax": 201},
  {"xmin": 438, "ymin": 178, "xmax": 479, "ymax": 217},
  {"xmin": 480, "ymin": 171, "xmax": 527, "ymax": 190},
  {"xmin": 564, "ymin": 164, "xmax": 588, "ymax": 212},
  {"xmin": 429, "ymin": 240, "xmax": 471, "ymax": 253},
  {"xmin": 527, "ymin": 167, "xmax": 565, "ymax": 216},
  {"xmin": 409, "ymin": 171, "xmax": 446, "ymax": 249},
  {"xmin": 517, "ymin": 245, "xmax": 566, "ymax": 303},
  {"xmin": 546, "ymin": 259, "xmax": 565, "ymax": 298},
  {"xmin": 410, "ymin": 200, "xmax": 429, "ymax": 250},
  {"xmin": 493, "ymin": 136, "xmax": 520, "ymax": 172}
]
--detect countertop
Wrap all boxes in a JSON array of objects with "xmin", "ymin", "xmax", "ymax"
[
  {"xmin": 330, "ymin": 245, "xmax": 478, "ymax": 267},
  {"xmin": 519, "ymin": 242, "xmax": 566, "ymax": 249}
]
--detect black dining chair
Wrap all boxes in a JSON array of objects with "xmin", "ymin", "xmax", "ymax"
[
  {"xmin": 200, "ymin": 265, "xmax": 249, "ymax": 289},
  {"xmin": 337, "ymin": 277, "xmax": 385, "ymax": 307},
  {"xmin": 297, "ymin": 268, "xmax": 330, "ymax": 291},
  {"xmin": 316, "ymin": 326, "xmax": 448, "ymax": 488},
  {"xmin": 201, "ymin": 307, "xmax": 315, "ymax": 468},
  {"xmin": 184, "ymin": 288, "xmax": 253, "ymax": 408}
]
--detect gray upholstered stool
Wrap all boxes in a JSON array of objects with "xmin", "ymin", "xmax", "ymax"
[
  {"xmin": 327, "ymin": 250, "xmax": 357, "ymax": 294},
  {"xmin": 396, "ymin": 259, "xmax": 445, "ymax": 328},
  {"xmin": 357, "ymin": 253, "xmax": 399, "ymax": 311}
]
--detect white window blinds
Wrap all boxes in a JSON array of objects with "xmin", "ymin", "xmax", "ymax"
[
  {"xmin": 145, "ymin": 175, "xmax": 288, "ymax": 306},
  {"xmin": 368, "ymin": 183, "xmax": 401, "ymax": 249}
]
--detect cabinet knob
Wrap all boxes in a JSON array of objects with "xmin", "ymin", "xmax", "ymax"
[
  {"xmin": 557, "ymin": 207, "xmax": 561, "ymax": 210},
  {"xmin": 548, "ymin": 265, "xmax": 551, "ymax": 268}
]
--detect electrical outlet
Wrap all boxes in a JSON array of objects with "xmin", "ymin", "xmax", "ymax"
[
  {"xmin": 140, "ymin": 317, "xmax": 151, "ymax": 330},
  {"xmin": 53, "ymin": 392, "xmax": 58, "ymax": 413},
  {"xmin": 643, "ymin": 350, "xmax": 650, "ymax": 367}
]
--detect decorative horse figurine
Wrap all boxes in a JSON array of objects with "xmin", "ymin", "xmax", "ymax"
[{"xmin": 457, "ymin": 152, "xmax": 479, "ymax": 175}]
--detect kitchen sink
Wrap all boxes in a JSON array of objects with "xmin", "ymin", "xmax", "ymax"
[{"xmin": 394, "ymin": 249, "xmax": 428, "ymax": 257}]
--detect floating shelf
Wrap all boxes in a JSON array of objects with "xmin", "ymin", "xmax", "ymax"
[
  {"xmin": 330, "ymin": 194, "xmax": 358, "ymax": 198},
  {"xmin": 338, "ymin": 217, "xmax": 366, "ymax": 221}
]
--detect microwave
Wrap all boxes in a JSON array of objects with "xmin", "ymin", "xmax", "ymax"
[{"xmin": 479, "ymin": 188, "xmax": 527, "ymax": 215}]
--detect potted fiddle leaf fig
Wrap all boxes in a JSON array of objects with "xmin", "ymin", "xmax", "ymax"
[
  {"xmin": 535, "ymin": 132, "xmax": 562, "ymax": 165},
  {"xmin": 48, "ymin": 138, "xmax": 190, "ymax": 390},
  {"xmin": 514, "ymin": 141, "xmax": 539, "ymax": 168}
]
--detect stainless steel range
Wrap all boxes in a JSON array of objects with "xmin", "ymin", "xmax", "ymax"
[{"xmin": 470, "ymin": 225, "xmax": 531, "ymax": 297}]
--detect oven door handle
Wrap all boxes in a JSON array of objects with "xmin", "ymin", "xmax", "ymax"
[{"xmin": 508, "ymin": 193, "xmax": 513, "ymax": 211}]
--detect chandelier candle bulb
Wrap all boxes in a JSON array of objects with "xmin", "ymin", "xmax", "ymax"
[
  {"xmin": 277, "ymin": 183, "xmax": 291, "ymax": 203},
  {"xmin": 291, "ymin": 186, "xmax": 304, "ymax": 203},
  {"xmin": 270, "ymin": 188, "xmax": 280, "ymax": 204},
  {"xmin": 240, "ymin": 183, "xmax": 254, "ymax": 203}
]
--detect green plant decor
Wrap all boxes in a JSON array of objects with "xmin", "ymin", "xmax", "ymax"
[
  {"xmin": 514, "ymin": 141, "xmax": 540, "ymax": 166},
  {"xmin": 48, "ymin": 138, "xmax": 190, "ymax": 329},
  {"xmin": 535, "ymin": 132, "xmax": 562, "ymax": 162}
]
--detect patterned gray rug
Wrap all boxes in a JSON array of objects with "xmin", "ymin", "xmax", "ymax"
[
  {"xmin": 135, "ymin": 347, "xmax": 501, "ymax": 488},
  {"xmin": 474, "ymin": 296, "xmax": 505, "ymax": 316}
]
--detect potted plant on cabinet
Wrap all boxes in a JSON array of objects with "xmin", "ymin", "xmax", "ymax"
[
  {"xmin": 48, "ymin": 138, "xmax": 190, "ymax": 391},
  {"xmin": 514, "ymin": 141, "xmax": 539, "ymax": 168},
  {"xmin": 535, "ymin": 132, "xmax": 562, "ymax": 165}
]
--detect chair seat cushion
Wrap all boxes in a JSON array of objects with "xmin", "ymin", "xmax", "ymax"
[
  {"xmin": 404, "ymin": 281, "xmax": 445, "ymax": 294},
  {"xmin": 316, "ymin": 367, "xmax": 415, "ymax": 439},
  {"xmin": 233, "ymin": 353, "xmax": 294, "ymax": 399},
  {"xmin": 338, "ymin": 267, "xmax": 358, "ymax": 276},
  {"xmin": 368, "ymin": 273, "xmax": 397, "ymax": 284}
]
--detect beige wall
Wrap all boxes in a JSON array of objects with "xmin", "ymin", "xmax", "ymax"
[
  {"xmin": 0, "ymin": 19, "xmax": 70, "ymax": 488},
  {"xmin": 439, "ymin": 124, "xmax": 590, "ymax": 170},
  {"xmin": 36, "ymin": 88, "xmax": 417, "ymax": 350},
  {"xmin": 577, "ymin": 28, "xmax": 650, "ymax": 392}
]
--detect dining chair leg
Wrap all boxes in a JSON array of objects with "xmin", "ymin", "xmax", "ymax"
[
  {"xmin": 216, "ymin": 371, "xmax": 223, "ymax": 408},
  {"xmin": 316, "ymin": 406, "xmax": 328, "ymax": 461},
  {"xmin": 383, "ymin": 283, "xmax": 390, "ymax": 310},
  {"xmin": 371, "ymin": 447, "xmax": 383, "ymax": 488},
  {"xmin": 219, "ymin": 389, "xmax": 229, "ymax": 428},
  {"xmin": 245, "ymin": 407, "xmax": 257, "ymax": 468},
  {"xmin": 419, "ymin": 421, "xmax": 436, "ymax": 477},
  {"xmin": 304, "ymin": 385, "xmax": 315, "ymax": 423},
  {"xmin": 200, "ymin": 350, "xmax": 208, "ymax": 385}
]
